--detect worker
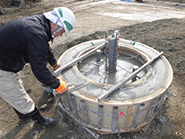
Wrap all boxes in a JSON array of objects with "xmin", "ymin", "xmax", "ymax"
[{"xmin": 0, "ymin": 7, "xmax": 76, "ymax": 126}]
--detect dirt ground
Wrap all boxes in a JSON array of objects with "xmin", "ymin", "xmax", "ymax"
[{"xmin": 0, "ymin": 0, "xmax": 185, "ymax": 139}]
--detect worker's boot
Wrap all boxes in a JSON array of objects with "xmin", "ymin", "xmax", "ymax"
[
  {"xmin": 14, "ymin": 108, "xmax": 28, "ymax": 120},
  {"xmin": 14, "ymin": 108, "xmax": 31, "ymax": 126},
  {"xmin": 29, "ymin": 107, "xmax": 55, "ymax": 126}
]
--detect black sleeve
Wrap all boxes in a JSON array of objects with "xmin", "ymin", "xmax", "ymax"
[
  {"xmin": 23, "ymin": 27, "xmax": 60, "ymax": 89},
  {"xmin": 47, "ymin": 45, "xmax": 57, "ymax": 66}
]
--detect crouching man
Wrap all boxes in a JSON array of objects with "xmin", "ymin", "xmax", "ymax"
[{"xmin": 0, "ymin": 7, "xmax": 76, "ymax": 126}]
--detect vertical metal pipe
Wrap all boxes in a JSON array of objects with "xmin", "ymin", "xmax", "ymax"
[
  {"xmin": 133, "ymin": 103, "xmax": 145, "ymax": 128},
  {"xmin": 98, "ymin": 105, "xmax": 104, "ymax": 129},
  {"xmin": 104, "ymin": 44, "xmax": 108, "ymax": 71},
  {"xmin": 154, "ymin": 92, "xmax": 166, "ymax": 113},
  {"xmin": 145, "ymin": 98, "xmax": 158, "ymax": 122},
  {"xmin": 64, "ymin": 94, "xmax": 71, "ymax": 111},
  {"xmin": 80, "ymin": 100, "xmax": 89, "ymax": 124},
  {"xmin": 96, "ymin": 49, "xmax": 101, "ymax": 62},
  {"xmin": 108, "ymin": 34, "xmax": 118, "ymax": 72},
  {"xmin": 111, "ymin": 106, "xmax": 118, "ymax": 132},
  {"xmin": 70, "ymin": 94, "xmax": 78, "ymax": 119}
]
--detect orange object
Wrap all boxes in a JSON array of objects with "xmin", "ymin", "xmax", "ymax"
[
  {"xmin": 52, "ymin": 63, "xmax": 60, "ymax": 69},
  {"xmin": 55, "ymin": 82, "xmax": 67, "ymax": 94}
]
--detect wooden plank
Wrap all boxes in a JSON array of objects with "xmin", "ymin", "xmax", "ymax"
[
  {"xmin": 54, "ymin": 43, "xmax": 105, "ymax": 76},
  {"xmin": 98, "ymin": 52, "xmax": 164, "ymax": 102}
]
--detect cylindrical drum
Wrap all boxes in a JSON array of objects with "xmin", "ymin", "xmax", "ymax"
[{"xmin": 57, "ymin": 39, "xmax": 173, "ymax": 134}]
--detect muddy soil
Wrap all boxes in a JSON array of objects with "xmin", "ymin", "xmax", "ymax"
[{"xmin": 0, "ymin": 0, "xmax": 185, "ymax": 139}]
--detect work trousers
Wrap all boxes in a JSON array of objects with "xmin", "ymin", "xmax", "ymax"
[{"xmin": 0, "ymin": 69, "xmax": 35, "ymax": 114}]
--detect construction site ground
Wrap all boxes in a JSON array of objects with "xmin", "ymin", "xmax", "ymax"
[{"xmin": 0, "ymin": 0, "xmax": 185, "ymax": 139}]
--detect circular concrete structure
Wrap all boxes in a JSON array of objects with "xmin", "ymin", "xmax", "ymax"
[{"xmin": 57, "ymin": 38, "xmax": 173, "ymax": 134}]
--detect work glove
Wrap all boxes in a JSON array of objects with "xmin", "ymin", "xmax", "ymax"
[
  {"xmin": 52, "ymin": 62, "xmax": 60, "ymax": 70},
  {"xmin": 55, "ymin": 82, "xmax": 68, "ymax": 95}
]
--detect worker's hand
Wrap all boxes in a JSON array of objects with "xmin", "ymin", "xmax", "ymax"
[
  {"xmin": 55, "ymin": 82, "xmax": 68, "ymax": 95},
  {"xmin": 52, "ymin": 62, "xmax": 60, "ymax": 70}
]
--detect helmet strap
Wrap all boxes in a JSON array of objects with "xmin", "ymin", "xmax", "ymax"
[{"xmin": 52, "ymin": 18, "xmax": 64, "ymax": 38}]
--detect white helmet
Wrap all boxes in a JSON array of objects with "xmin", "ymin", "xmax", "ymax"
[{"xmin": 44, "ymin": 7, "xmax": 76, "ymax": 36}]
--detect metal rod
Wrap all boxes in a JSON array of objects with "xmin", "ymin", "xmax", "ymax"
[
  {"xmin": 70, "ymin": 94, "xmax": 78, "ymax": 119},
  {"xmin": 108, "ymin": 34, "xmax": 118, "ymax": 72},
  {"xmin": 145, "ymin": 98, "xmax": 158, "ymax": 122},
  {"xmin": 98, "ymin": 52, "xmax": 164, "ymax": 102},
  {"xmin": 54, "ymin": 43, "xmax": 106, "ymax": 76},
  {"xmin": 64, "ymin": 94, "xmax": 70, "ymax": 110},
  {"xmin": 111, "ymin": 106, "xmax": 118, "ymax": 132},
  {"xmin": 97, "ymin": 105, "xmax": 104, "ymax": 129},
  {"xmin": 81, "ymin": 100, "xmax": 89, "ymax": 123},
  {"xmin": 133, "ymin": 103, "xmax": 145, "ymax": 128}
]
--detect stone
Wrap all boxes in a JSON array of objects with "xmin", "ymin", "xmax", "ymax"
[
  {"xmin": 0, "ymin": 6, "xmax": 5, "ymax": 15},
  {"xmin": 19, "ymin": 0, "xmax": 27, "ymax": 9},
  {"xmin": 26, "ymin": 88, "xmax": 32, "ymax": 94},
  {"xmin": 8, "ymin": 0, "xmax": 27, "ymax": 9},
  {"xmin": 40, "ymin": 104, "xmax": 48, "ymax": 110},
  {"xmin": 47, "ymin": 98, "xmax": 54, "ymax": 103}
]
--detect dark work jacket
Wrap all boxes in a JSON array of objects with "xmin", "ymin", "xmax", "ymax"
[{"xmin": 0, "ymin": 15, "xmax": 60, "ymax": 89}]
